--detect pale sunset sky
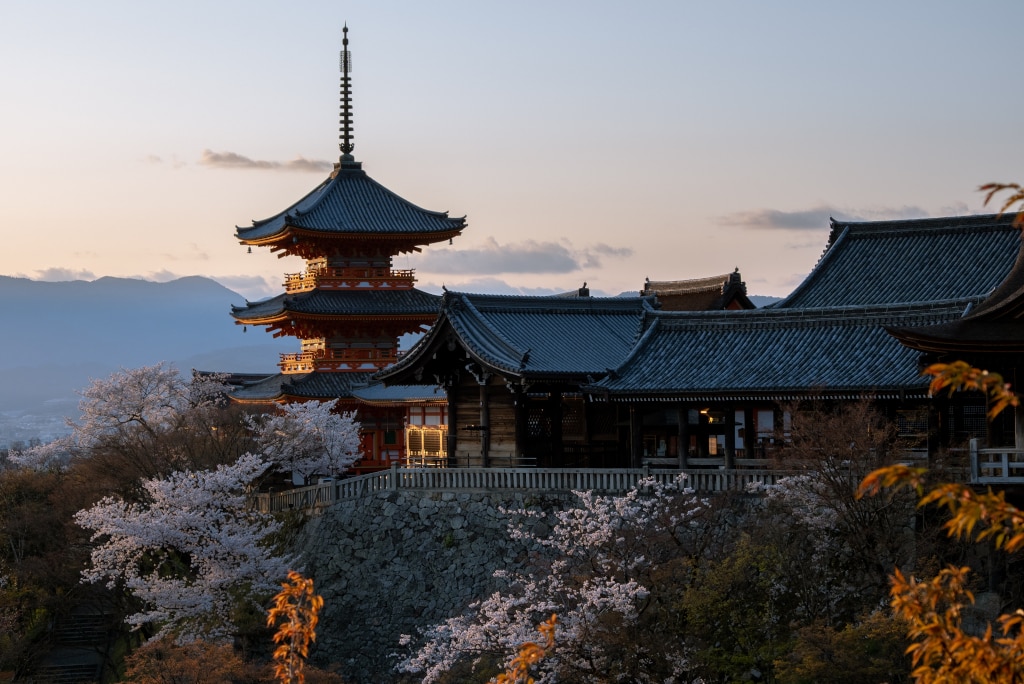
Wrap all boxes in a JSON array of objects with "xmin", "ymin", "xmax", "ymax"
[{"xmin": 1, "ymin": 1, "xmax": 1022, "ymax": 301}]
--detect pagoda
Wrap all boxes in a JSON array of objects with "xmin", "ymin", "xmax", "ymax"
[{"xmin": 231, "ymin": 26, "xmax": 466, "ymax": 471}]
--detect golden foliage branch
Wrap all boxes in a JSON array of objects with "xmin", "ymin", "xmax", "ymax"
[
  {"xmin": 924, "ymin": 361, "xmax": 1019, "ymax": 419},
  {"xmin": 857, "ymin": 352, "xmax": 1024, "ymax": 682},
  {"xmin": 267, "ymin": 570, "xmax": 324, "ymax": 684},
  {"xmin": 490, "ymin": 614, "xmax": 558, "ymax": 684},
  {"xmin": 980, "ymin": 182, "xmax": 1024, "ymax": 227},
  {"xmin": 858, "ymin": 465, "xmax": 1024, "ymax": 681}
]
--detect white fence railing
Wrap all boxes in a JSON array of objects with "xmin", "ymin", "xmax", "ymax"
[
  {"xmin": 253, "ymin": 466, "xmax": 800, "ymax": 514},
  {"xmin": 970, "ymin": 439, "xmax": 1024, "ymax": 484}
]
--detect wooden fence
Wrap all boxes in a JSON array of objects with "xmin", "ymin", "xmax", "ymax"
[
  {"xmin": 970, "ymin": 439, "xmax": 1024, "ymax": 484},
  {"xmin": 253, "ymin": 466, "xmax": 799, "ymax": 514}
]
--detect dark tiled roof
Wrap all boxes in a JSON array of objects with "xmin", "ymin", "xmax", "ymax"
[
  {"xmin": 231, "ymin": 288, "xmax": 441, "ymax": 321},
  {"xmin": 235, "ymin": 161, "xmax": 466, "ymax": 242},
  {"xmin": 231, "ymin": 371, "xmax": 377, "ymax": 402},
  {"xmin": 379, "ymin": 292, "xmax": 657, "ymax": 381},
  {"xmin": 889, "ymin": 245, "xmax": 1024, "ymax": 352},
  {"xmin": 590, "ymin": 302, "xmax": 969, "ymax": 400},
  {"xmin": 775, "ymin": 214, "xmax": 1021, "ymax": 309}
]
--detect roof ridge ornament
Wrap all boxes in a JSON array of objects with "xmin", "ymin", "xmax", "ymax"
[{"xmin": 339, "ymin": 24, "xmax": 355, "ymax": 161}]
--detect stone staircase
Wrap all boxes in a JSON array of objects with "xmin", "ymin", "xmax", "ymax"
[{"xmin": 19, "ymin": 609, "xmax": 109, "ymax": 683}]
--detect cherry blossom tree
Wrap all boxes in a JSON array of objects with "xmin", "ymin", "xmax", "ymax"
[
  {"xmin": 7, "ymin": 437, "xmax": 74, "ymax": 472},
  {"xmin": 60, "ymin": 363, "xmax": 254, "ymax": 497},
  {"xmin": 399, "ymin": 476, "xmax": 706, "ymax": 683},
  {"xmin": 74, "ymin": 452, "xmax": 290, "ymax": 642},
  {"xmin": 246, "ymin": 399, "xmax": 361, "ymax": 485}
]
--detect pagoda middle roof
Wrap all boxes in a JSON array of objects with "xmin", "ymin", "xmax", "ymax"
[
  {"xmin": 235, "ymin": 159, "xmax": 466, "ymax": 242},
  {"xmin": 231, "ymin": 288, "xmax": 441, "ymax": 322},
  {"xmin": 775, "ymin": 213, "xmax": 1021, "ymax": 309},
  {"xmin": 589, "ymin": 301, "xmax": 970, "ymax": 400},
  {"xmin": 379, "ymin": 291, "xmax": 658, "ymax": 382}
]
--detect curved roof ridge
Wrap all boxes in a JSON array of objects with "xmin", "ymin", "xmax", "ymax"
[
  {"xmin": 238, "ymin": 176, "xmax": 332, "ymax": 231},
  {"xmin": 646, "ymin": 298, "xmax": 971, "ymax": 330},
  {"xmin": 601, "ymin": 315, "xmax": 663, "ymax": 382},
  {"xmin": 772, "ymin": 224, "xmax": 851, "ymax": 308},
  {"xmin": 829, "ymin": 212, "xmax": 1016, "ymax": 232},
  {"xmin": 446, "ymin": 292, "xmax": 528, "ymax": 372}
]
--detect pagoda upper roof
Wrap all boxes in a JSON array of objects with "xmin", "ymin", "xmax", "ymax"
[
  {"xmin": 235, "ymin": 159, "xmax": 466, "ymax": 244},
  {"xmin": 589, "ymin": 301, "xmax": 968, "ymax": 401},
  {"xmin": 774, "ymin": 213, "xmax": 1021, "ymax": 309},
  {"xmin": 377, "ymin": 291, "xmax": 658, "ymax": 383},
  {"xmin": 231, "ymin": 288, "xmax": 441, "ymax": 323}
]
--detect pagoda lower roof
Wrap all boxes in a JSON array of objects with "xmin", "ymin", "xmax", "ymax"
[
  {"xmin": 588, "ymin": 301, "xmax": 971, "ymax": 400},
  {"xmin": 350, "ymin": 382, "xmax": 447, "ymax": 406},
  {"xmin": 230, "ymin": 371, "xmax": 447, "ymax": 405},
  {"xmin": 774, "ymin": 213, "xmax": 1021, "ymax": 309},
  {"xmin": 231, "ymin": 371, "xmax": 377, "ymax": 402},
  {"xmin": 231, "ymin": 288, "xmax": 441, "ymax": 323},
  {"xmin": 235, "ymin": 159, "xmax": 466, "ymax": 243}
]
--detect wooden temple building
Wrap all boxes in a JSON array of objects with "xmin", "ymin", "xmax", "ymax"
[
  {"xmin": 379, "ymin": 214, "xmax": 1024, "ymax": 471},
  {"xmin": 642, "ymin": 269, "xmax": 755, "ymax": 311},
  {"xmin": 230, "ymin": 27, "xmax": 464, "ymax": 471}
]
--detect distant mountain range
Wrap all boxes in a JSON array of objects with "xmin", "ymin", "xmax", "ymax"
[
  {"xmin": 0, "ymin": 276, "xmax": 782, "ymax": 446},
  {"xmin": 0, "ymin": 275, "xmax": 291, "ymax": 445}
]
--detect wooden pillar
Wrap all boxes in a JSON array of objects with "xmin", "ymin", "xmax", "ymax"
[
  {"xmin": 743, "ymin": 407, "xmax": 755, "ymax": 460},
  {"xmin": 550, "ymin": 391, "xmax": 563, "ymax": 467},
  {"xmin": 677, "ymin": 406, "xmax": 689, "ymax": 468},
  {"xmin": 479, "ymin": 379, "xmax": 490, "ymax": 467},
  {"xmin": 446, "ymin": 387, "xmax": 458, "ymax": 467},
  {"xmin": 629, "ymin": 406, "xmax": 643, "ymax": 468},
  {"xmin": 513, "ymin": 390, "xmax": 526, "ymax": 463},
  {"xmin": 724, "ymin": 406, "xmax": 736, "ymax": 469},
  {"xmin": 1015, "ymin": 403, "xmax": 1024, "ymax": 450}
]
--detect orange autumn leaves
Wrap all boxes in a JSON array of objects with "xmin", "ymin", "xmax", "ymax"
[{"xmin": 268, "ymin": 571, "xmax": 325, "ymax": 684}]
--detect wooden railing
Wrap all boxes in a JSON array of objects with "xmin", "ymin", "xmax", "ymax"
[
  {"xmin": 970, "ymin": 439, "xmax": 1024, "ymax": 484},
  {"xmin": 253, "ymin": 466, "xmax": 800, "ymax": 514},
  {"xmin": 279, "ymin": 348, "xmax": 398, "ymax": 373},
  {"xmin": 284, "ymin": 268, "xmax": 416, "ymax": 293}
]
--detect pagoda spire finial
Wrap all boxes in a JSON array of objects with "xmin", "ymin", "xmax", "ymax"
[{"xmin": 339, "ymin": 24, "xmax": 355, "ymax": 160}]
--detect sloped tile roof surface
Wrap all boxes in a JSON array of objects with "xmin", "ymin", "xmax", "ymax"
[
  {"xmin": 231, "ymin": 288, "xmax": 441, "ymax": 321},
  {"xmin": 381, "ymin": 292, "xmax": 656, "ymax": 379},
  {"xmin": 775, "ymin": 214, "xmax": 1021, "ymax": 308},
  {"xmin": 591, "ymin": 303, "xmax": 968, "ymax": 398},
  {"xmin": 231, "ymin": 371, "xmax": 377, "ymax": 401},
  {"xmin": 889, "ymin": 243, "xmax": 1024, "ymax": 352},
  {"xmin": 235, "ymin": 162, "xmax": 466, "ymax": 242}
]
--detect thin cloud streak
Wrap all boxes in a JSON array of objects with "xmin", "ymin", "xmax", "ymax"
[
  {"xmin": 717, "ymin": 205, "xmax": 936, "ymax": 230},
  {"xmin": 199, "ymin": 150, "xmax": 332, "ymax": 173},
  {"xmin": 417, "ymin": 238, "xmax": 633, "ymax": 275}
]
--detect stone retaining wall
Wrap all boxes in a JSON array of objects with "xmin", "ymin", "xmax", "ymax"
[{"xmin": 297, "ymin": 488, "xmax": 574, "ymax": 683}]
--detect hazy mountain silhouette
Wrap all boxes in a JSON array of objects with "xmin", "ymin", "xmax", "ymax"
[{"xmin": 0, "ymin": 275, "xmax": 290, "ymax": 444}]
